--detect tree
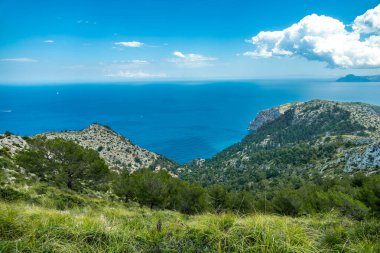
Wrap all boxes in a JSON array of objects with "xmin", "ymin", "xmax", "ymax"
[
  {"xmin": 178, "ymin": 183, "xmax": 209, "ymax": 214},
  {"xmin": 208, "ymin": 184, "xmax": 227, "ymax": 213},
  {"xmin": 114, "ymin": 169, "xmax": 209, "ymax": 214},
  {"xmin": 226, "ymin": 191, "xmax": 255, "ymax": 214},
  {"xmin": 16, "ymin": 137, "xmax": 110, "ymax": 191}
]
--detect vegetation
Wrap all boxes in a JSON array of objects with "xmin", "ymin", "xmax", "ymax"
[
  {"xmin": 116, "ymin": 169, "xmax": 380, "ymax": 219},
  {"xmin": 1, "ymin": 130, "xmax": 379, "ymax": 220},
  {"xmin": 0, "ymin": 100, "xmax": 379, "ymax": 252},
  {"xmin": 0, "ymin": 197, "xmax": 379, "ymax": 252},
  {"xmin": 15, "ymin": 137, "xmax": 110, "ymax": 191},
  {"xmin": 180, "ymin": 102, "xmax": 380, "ymax": 220},
  {"xmin": 3, "ymin": 131, "xmax": 13, "ymax": 137},
  {"xmin": 114, "ymin": 170, "xmax": 255, "ymax": 215}
]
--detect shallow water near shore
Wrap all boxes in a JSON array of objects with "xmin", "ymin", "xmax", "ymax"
[{"xmin": 1, "ymin": 80, "xmax": 379, "ymax": 163}]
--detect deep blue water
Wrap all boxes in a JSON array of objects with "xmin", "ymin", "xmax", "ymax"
[{"xmin": 1, "ymin": 80, "xmax": 379, "ymax": 164}]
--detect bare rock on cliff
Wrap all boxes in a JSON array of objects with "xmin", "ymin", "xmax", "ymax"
[
  {"xmin": 40, "ymin": 123, "xmax": 177, "ymax": 173},
  {"xmin": 248, "ymin": 102, "xmax": 302, "ymax": 131},
  {"xmin": 0, "ymin": 134, "xmax": 29, "ymax": 156}
]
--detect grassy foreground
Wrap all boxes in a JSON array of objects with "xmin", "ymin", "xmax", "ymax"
[{"xmin": 0, "ymin": 201, "xmax": 379, "ymax": 253}]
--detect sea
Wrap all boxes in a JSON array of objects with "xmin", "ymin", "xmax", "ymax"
[{"xmin": 1, "ymin": 80, "xmax": 379, "ymax": 164}]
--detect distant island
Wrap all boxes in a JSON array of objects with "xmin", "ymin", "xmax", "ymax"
[{"xmin": 337, "ymin": 74, "xmax": 380, "ymax": 82}]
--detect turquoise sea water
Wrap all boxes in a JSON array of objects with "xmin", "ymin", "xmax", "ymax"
[{"xmin": 1, "ymin": 80, "xmax": 379, "ymax": 163}]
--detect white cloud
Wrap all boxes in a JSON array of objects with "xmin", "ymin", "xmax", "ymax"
[
  {"xmin": 106, "ymin": 70, "xmax": 166, "ymax": 78},
  {"xmin": 130, "ymin": 60, "xmax": 149, "ymax": 64},
  {"xmin": 353, "ymin": 4, "xmax": 380, "ymax": 34},
  {"xmin": 0, "ymin": 58, "xmax": 38, "ymax": 62},
  {"xmin": 114, "ymin": 41, "xmax": 144, "ymax": 48},
  {"xmin": 43, "ymin": 40, "xmax": 55, "ymax": 43},
  {"xmin": 170, "ymin": 51, "xmax": 217, "ymax": 67},
  {"xmin": 173, "ymin": 51, "xmax": 186, "ymax": 58},
  {"xmin": 244, "ymin": 4, "xmax": 380, "ymax": 68}
]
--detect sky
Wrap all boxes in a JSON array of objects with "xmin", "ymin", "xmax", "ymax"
[{"xmin": 1, "ymin": 0, "xmax": 380, "ymax": 83}]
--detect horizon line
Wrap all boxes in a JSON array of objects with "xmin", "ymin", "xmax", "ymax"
[{"xmin": 0, "ymin": 77, "xmax": 338, "ymax": 85}]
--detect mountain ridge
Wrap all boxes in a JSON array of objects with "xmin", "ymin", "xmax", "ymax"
[{"xmin": 181, "ymin": 99, "xmax": 380, "ymax": 190}]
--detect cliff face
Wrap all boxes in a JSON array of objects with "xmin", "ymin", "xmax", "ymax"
[
  {"xmin": 39, "ymin": 124, "xmax": 177, "ymax": 173},
  {"xmin": 248, "ymin": 102, "xmax": 302, "ymax": 131}
]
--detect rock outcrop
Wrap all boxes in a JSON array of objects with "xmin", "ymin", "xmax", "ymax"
[
  {"xmin": 40, "ymin": 123, "xmax": 177, "ymax": 173},
  {"xmin": 248, "ymin": 102, "xmax": 302, "ymax": 131},
  {"xmin": 0, "ymin": 134, "xmax": 28, "ymax": 156}
]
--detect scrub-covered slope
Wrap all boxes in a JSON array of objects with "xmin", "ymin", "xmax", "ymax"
[{"xmin": 182, "ymin": 100, "xmax": 380, "ymax": 189}]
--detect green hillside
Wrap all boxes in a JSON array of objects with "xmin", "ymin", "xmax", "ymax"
[{"xmin": 180, "ymin": 100, "xmax": 380, "ymax": 216}]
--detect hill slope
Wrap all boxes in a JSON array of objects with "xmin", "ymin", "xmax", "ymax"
[
  {"xmin": 181, "ymin": 100, "xmax": 380, "ymax": 190},
  {"xmin": 39, "ymin": 123, "xmax": 177, "ymax": 173},
  {"xmin": 1, "ymin": 100, "xmax": 380, "ymax": 252}
]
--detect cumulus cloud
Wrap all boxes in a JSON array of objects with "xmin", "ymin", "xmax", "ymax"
[
  {"xmin": 106, "ymin": 70, "xmax": 166, "ymax": 78},
  {"xmin": 115, "ymin": 41, "xmax": 144, "ymax": 48},
  {"xmin": 43, "ymin": 40, "xmax": 55, "ymax": 43},
  {"xmin": 244, "ymin": 4, "xmax": 380, "ymax": 68},
  {"xmin": 353, "ymin": 4, "xmax": 380, "ymax": 34},
  {"xmin": 0, "ymin": 58, "xmax": 38, "ymax": 62},
  {"xmin": 170, "ymin": 51, "xmax": 217, "ymax": 67}
]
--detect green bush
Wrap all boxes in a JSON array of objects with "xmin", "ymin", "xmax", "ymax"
[
  {"xmin": 208, "ymin": 184, "xmax": 227, "ymax": 212},
  {"xmin": 3, "ymin": 131, "xmax": 13, "ymax": 137},
  {"xmin": 226, "ymin": 191, "xmax": 255, "ymax": 214},
  {"xmin": 49, "ymin": 192, "xmax": 86, "ymax": 210},
  {"xmin": 0, "ymin": 187, "xmax": 29, "ymax": 202},
  {"xmin": 115, "ymin": 169, "xmax": 209, "ymax": 214}
]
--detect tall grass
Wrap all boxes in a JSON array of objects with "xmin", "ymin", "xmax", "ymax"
[{"xmin": 0, "ymin": 201, "xmax": 378, "ymax": 253}]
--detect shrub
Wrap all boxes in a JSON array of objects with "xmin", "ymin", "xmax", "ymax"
[
  {"xmin": 50, "ymin": 192, "xmax": 85, "ymax": 210},
  {"xmin": 226, "ymin": 191, "xmax": 255, "ymax": 214},
  {"xmin": 0, "ymin": 187, "xmax": 29, "ymax": 202},
  {"xmin": 208, "ymin": 185, "xmax": 227, "ymax": 212},
  {"xmin": 4, "ymin": 131, "xmax": 13, "ymax": 137}
]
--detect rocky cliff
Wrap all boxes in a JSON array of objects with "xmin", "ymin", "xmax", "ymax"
[{"xmin": 248, "ymin": 102, "xmax": 302, "ymax": 131}]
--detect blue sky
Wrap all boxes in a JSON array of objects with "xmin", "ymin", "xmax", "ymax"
[{"xmin": 1, "ymin": 0, "xmax": 380, "ymax": 83}]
